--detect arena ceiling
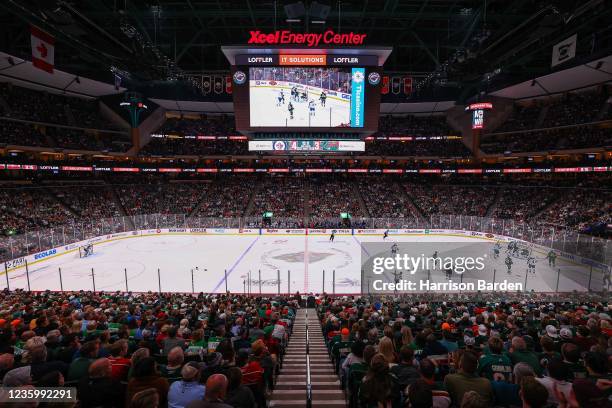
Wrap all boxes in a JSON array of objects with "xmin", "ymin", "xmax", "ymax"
[{"xmin": 0, "ymin": 1, "xmax": 611, "ymax": 99}]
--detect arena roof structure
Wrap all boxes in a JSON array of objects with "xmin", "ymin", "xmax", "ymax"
[{"xmin": 0, "ymin": 0, "xmax": 611, "ymax": 104}]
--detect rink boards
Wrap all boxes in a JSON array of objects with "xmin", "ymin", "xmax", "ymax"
[{"xmin": 2, "ymin": 228, "xmax": 608, "ymax": 294}]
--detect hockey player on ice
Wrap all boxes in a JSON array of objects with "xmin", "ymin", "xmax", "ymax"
[
  {"xmin": 547, "ymin": 250, "xmax": 556, "ymax": 267},
  {"xmin": 505, "ymin": 255, "xmax": 513, "ymax": 274},
  {"xmin": 329, "ymin": 230, "xmax": 335, "ymax": 242},
  {"xmin": 527, "ymin": 256, "xmax": 536, "ymax": 274},
  {"xmin": 277, "ymin": 89, "xmax": 285, "ymax": 106},
  {"xmin": 493, "ymin": 244, "xmax": 501, "ymax": 259},
  {"xmin": 300, "ymin": 91, "xmax": 307, "ymax": 102},
  {"xmin": 287, "ymin": 102, "xmax": 294, "ymax": 120},
  {"xmin": 308, "ymin": 100, "xmax": 316, "ymax": 117},
  {"xmin": 391, "ymin": 243, "xmax": 399, "ymax": 255},
  {"xmin": 319, "ymin": 91, "xmax": 327, "ymax": 107},
  {"xmin": 383, "ymin": 230, "xmax": 389, "ymax": 240},
  {"xmin": 291, "ymin": 86, "xmax": 298, "ymax": 101}
]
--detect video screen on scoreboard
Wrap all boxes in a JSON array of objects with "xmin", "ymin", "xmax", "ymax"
[{"xmin": 249, "ymin": 66, "xmax": 365, "ymax": 128}]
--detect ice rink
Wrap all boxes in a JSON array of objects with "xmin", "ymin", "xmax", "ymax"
[
  {"xmin": 249, "ymin": 84, "xmax": 351, "ymax": 127},
  {"xmin": 2, "ymin": 232, "xmax": 606, "ymax": 294}
]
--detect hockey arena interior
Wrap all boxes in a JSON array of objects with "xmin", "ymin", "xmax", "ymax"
[{"xmin": 0, "ymin": 1, "xmax": 611, "ymax": 408}]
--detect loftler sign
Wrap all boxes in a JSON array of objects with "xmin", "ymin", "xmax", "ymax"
[{"xmin": 248, "ymin": 30, "xmax": 367, "ymax": 47}]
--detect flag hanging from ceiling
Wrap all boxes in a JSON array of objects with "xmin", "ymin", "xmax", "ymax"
[{"xmin": 30, "ymin": 25, "xmax": 55, "ymax": 73}]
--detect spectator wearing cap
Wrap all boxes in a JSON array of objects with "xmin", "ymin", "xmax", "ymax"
[
  {"xmin": 475, "ymin": 325, "xmax": 489, "ymax": 347},
  {"xmin": 509, "ymin": 336, "xmax": 542, "ymax": 376},
  {"xmin": 160, "ymin": 346, "xmax": 185, "ymax": 384},
  {"xmin": 444, "ymin": 351, "xmax": 494, "ymax": 406},
  {"xmin": 125, "ymin": 357, "xmax": 169, "ymax": 407},
  {"xmin": 186, "ymin": 373, "xmax": 233, "ymax": 408},
  {"xmin": 168, "ymin": 361, "xmax": 205, "ymax": 408},
  {"xmin": 544, "ymin": 324, "xmax": 561, "ymax": 348},
  {"xmin": 78, "ymin": 358, "xmax": 126, "ymax": 408}
]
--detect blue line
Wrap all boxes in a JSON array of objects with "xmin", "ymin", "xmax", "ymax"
[
  {"xmin": 211, "ymin": 236, "xmax": 260, "ymax": 292},
  {"xmin": 353, "ymin": 236, "xmax": 371, "ymax": 257}
]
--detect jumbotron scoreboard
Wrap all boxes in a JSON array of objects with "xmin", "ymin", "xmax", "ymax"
[{"xmin": 221, "ymin": 30, "xmax": 392, "ymax": 153}]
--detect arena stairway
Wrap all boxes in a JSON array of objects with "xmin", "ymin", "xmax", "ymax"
[{"xmin": 270, "ymin": 308, "xmax": 346, "ymax": 407}]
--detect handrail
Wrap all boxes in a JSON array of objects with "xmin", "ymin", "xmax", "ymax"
[{"xmin": 305, "ymin": 308, "xmax": 312, "ymax": 408}]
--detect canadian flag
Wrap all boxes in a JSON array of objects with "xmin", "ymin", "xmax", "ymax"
[{"xmin": 31, "ymin": 25, "xmax": 55, "ymax": 73}]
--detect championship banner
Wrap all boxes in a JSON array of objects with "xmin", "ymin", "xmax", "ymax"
[
  {"xmin": 225, "ymin": 75, "xmax": 233, "ymax": 94},
  {"xmin": 202, "ymin": 76, "xmax": 211, "ymax": 94},
  {"xmin": 403, "ymin": 77, "xmax": 412, "ymax": 95},
  {"xmin": 381, "ymin": 76, "xmax": 390, "ymax": 94},
  {"xmin": 213, "ymin": 76, "xmax": 223, "ymax": 94}
]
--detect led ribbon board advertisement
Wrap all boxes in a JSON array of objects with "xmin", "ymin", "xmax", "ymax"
[{"xmin": 248, "ymin": 140, "xmax": 365, "ymax": 152}]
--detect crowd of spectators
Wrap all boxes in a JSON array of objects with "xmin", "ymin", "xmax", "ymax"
[
  {"xmin": 155, "ymin": 117, "xmax": 236, "ymax": 137},
  {"xmin": 406, "ymin": 184, "xmax": 497, "ymax": 218},
  {"xmin": 537, "ymin": 189, "xmax": 612, "ymax": 231},
  {"xmin": 494, "ymin": 104, "xmax": 543, "ymax": 133},
  {"xmin": 116, "ymin": 183, "xmax": 207, "ymax": 216},
  {"xmin": 248, "ymin": 178, "xmax": 305, "ymax": 218},
  {"xmin": 140, "ymin": 139, "xmax": 248, "ymax": 156},
  {"xmin": 308, "ymin": 178, "xmax": 365, "ymax": 219},
  {"xmin": 0, "ymin": 119, "xmax": 131, "ymax": 152},
  {"xmin": 319, "ymin": 293, "xmax": 611, "ymax": 408},
  {"xmin": 377, "ymin": 115, "xmax": 455, "ymax": 137},
  {"xmin": 189, "ymin": 179, "xmax": 252, "ymax": 219},
  {"xmin": 490, "ymin": 187, "xmax": 561, "ymax": 223},
  {"xmin": 50, "ymin": 184, "xmax": 124, "ymax": 221},
  {"xmin": 366, "ymin": 139, "xmax": 472, "ymax": 157},
  {"xmin": 0, "ymin": 83, "xmax": 121, "ymax": 130},
  {"xmin": 541, "ymin": 90, "xmax": 609, "ymax": 128},
  {"xmin": 0, "ymin": 290, "xmax": 298, "ymax": 407},
  {"xmin": 481, "ymin": 125, "xmax": 612, "ymax": 154},
  {"xmin": 357, "ymin": 178, "xmax": 420, "ymax": 220},
  {"xmin": 0, "ymin": 177, "xmax": 609, "ymax": 262}
]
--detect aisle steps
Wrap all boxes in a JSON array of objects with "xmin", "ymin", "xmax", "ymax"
[{"xmin": 270, "ymin": 308, "xmax": 346, "ymax": 408}]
